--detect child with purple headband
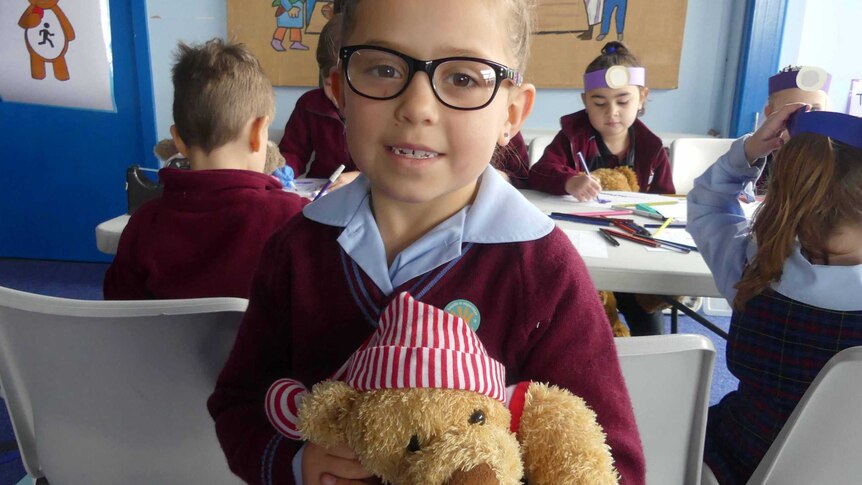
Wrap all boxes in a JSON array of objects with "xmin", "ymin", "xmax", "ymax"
[
  {"xmin": 751, "ymin": 65, "xmax": 832, "ymax": 195},
  {"xmin": 530, "ymin": 41, "xmax": 674, "ymax": 337},
  {"xmin": 689, "ymin": 105, "xmax": 862, "ymax": 484}
]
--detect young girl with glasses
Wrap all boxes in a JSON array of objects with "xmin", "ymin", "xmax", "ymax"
[{"xmin": 209, "ymin": 1, "xmax": 645, "ymax": 484}]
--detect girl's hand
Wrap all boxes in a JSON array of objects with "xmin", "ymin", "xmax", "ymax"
[
  {"xmin": 327, "ymin": 171, "xmax": 360, "ymax": 192},
  {"xmin": 744, "ymin": 102, "xmax": 808, "ymax": 163},
  {"xmin": 565, "ymin": 173, "xmax": 602, "ymax": 202},
  {"xmin": 302, "ymin": 442, "xmax": 381, "ymax": 485}
]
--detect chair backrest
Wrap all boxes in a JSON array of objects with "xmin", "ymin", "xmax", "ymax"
[
  {"xmin": 746, "ymin": 346, "xmax": 862, "ymax": 485},
  {"xmin": 615, "ymin": 334, "xmax": 715, "ymax": 485},
  {"xmin": 528, "ymin": 135, "xmax": 555, "ymax": 167},
  {"xmin": 669, "ymin": 138, "xmax": 735, "ymax": 194},
  {"xmin": 0, "ymin": 286, "xmax": 248, "ymax": 485}
]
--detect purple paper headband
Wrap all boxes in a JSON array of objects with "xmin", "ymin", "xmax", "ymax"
[
  {"xmin": 584, "ymin": 66, "xmax": 646, "ymax": 91},
  {"xmin": 768, "ymin": 66, "xmax": 832, "ymax": 95},
  {"xmin": 787, "ymin": 110, "xmax": 862, "ymax": 149}
]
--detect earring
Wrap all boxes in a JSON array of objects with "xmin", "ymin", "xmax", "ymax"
[{"xmin": 504, "ymin": 132, "xmax": 510, "ymax": 138}]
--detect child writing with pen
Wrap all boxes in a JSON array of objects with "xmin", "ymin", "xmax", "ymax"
[
  {"xmin": 208, "ymin": 1, "xmax": 645, "ymax": 484},
  {"xmin": 529, "ymin": 42, "xmax": 674, "ymax": 336},
  {"xmin": 689, "ymin": 104, "xmax": 862, "ymax": 484}
]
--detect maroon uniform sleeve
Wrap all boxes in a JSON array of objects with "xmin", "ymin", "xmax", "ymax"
[
  {"xmin": 278, "ymin": 96, "xmax": 315, "ymax": 178},
  {"xmin": 207, "ymin": 225, "xmax": 301, "ymax": 484},
  {"xmin": 494, "ymin": 132, "xmax": 530, "ymax": 189},
  {"xmin": 103, "ymin": 212, "xmax": 152, "ymax": 300},
  {"xmin": 515, "ymin": 229, "xmax": 646, "ymax": 484},
  {"xmin": 647, "ymin": 147, "xmax": 675, "ymax": 194},
  {"xmin": 528, "ymin": 130, "xmax": 580, "ymax": 195}
]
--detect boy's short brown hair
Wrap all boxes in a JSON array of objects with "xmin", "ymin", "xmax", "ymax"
[{"xmin": 172, "ymin": 38, "xmax": 275, "ymax": 153}]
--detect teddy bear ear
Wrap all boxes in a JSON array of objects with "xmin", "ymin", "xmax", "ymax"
[
  {"xmin": 298, "ymin": 381, "xmax": 359, "ymax": 447},
  {"xmin": 263, "ymin": 140, "xmax": 286, "ymax": 175},
  {"xmin": 153, "ymin": 139, "xmax": 179, "ymax": 162}
]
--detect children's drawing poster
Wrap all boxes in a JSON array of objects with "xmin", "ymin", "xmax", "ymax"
[
  {"xmin": 0, "ymin": 0, "xmax": 116, "ymax": 111},
  {"xmin": 530, "ymin": 0, "xmax": 688, "ymax": 89},
  {"xmin": 228, "ymin": 0, "xmax": 687, "ymax": 89},
  {"xmin": 228, "ymin": 0, "xmax": 336, "ymax": 87}
]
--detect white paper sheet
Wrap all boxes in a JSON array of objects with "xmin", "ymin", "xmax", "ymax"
[{"xmin": 562, "ymin": 228, "xmax": 609, "ymax": 259}]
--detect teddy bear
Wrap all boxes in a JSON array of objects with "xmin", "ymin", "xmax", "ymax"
[
  {"xmin": 266, "ymin": 292, "xmax": 619, "ymax": 485},
  {"xmin": 152, "ymin": 138, "xmax": 287, "ymax": 176}
]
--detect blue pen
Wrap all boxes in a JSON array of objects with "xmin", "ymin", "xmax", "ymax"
[
  {"xmin": 576, "ymin": 151, "xmax": 611, "ymax": 204},
  {"xmin": 312, "ymin": 164, "xmax": 346, "ymax": 202},
  {"xmin": 550, "ymin": 213, "xmax": 613, "ymax": 226}
]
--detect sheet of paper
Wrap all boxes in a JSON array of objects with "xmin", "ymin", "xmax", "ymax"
[
  {"xmin": 286, "ymin": 178, "xmax": 326, "ymax": 199},
  {"xmin": 562, "ymin": 229, "xmax": 609, "ymax": 259}
]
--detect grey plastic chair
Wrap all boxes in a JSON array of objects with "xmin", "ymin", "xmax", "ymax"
[
  {"xmin": 0, "ymin": 286, "xmax": 247, "ymax": 485},
  {"xmin": 616, "ymin": 334, "xmax": 716, "ymax": 485},
  {"xmin": 746, "ymin": 346, "xmax": 862, "ymax": 485}
]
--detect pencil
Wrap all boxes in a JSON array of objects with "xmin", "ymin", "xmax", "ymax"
[
  {"xmin": 598, "ymin": 228, "xmax": 620, "ymax": 246},
  {"xmin": 312, "ymin": 164, "xmax": 346, "ymax": 202},
  {"xmin": 652, "ymin": 216, "xmax": 674, "ymax": 236}
]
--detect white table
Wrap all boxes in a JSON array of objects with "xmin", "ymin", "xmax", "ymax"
[
  {"xmin": 95, "ymin": 214, "xmax": 129, "ymax": 255},
  {"xmin": 520, "ymin": 190, "xmax": 722, "ymax": 298}
]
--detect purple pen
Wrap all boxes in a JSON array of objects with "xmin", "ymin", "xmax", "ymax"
[
  {"xmin": 577, "ymin": 151, "xmax": 610, "ymax": 204},
  {"xmin": 312, "ymin": 164, "xmax": 346, "ymax": 202}
]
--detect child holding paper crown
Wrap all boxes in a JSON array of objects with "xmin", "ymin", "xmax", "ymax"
[
  {"xmin": 529, "ymin": 42, "xmax": 674, "ymax": 337},
  {"xmin": 208, "ymin": 1, "xmax": 645, "ymax": 484},
  {"xmin": 750, "ymin": 65, "xmax": 832, "ymax": 195},
  {"xmin": 689, "ymin": 105, "xmax": 862, "ymax": 484}
]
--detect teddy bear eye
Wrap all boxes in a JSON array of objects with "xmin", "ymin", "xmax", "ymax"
[
  {"xmin": 468, "ymin": 409, "xmax": 486, "ymax": 425},
  {"xmin": 407, "ymin": 434, "xmax": 421, "ymax": 453}
]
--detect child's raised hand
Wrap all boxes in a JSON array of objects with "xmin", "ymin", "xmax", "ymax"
[
  {"xmin": 744, "ymin": 102, "xmax": 808, "ymax": 163},
  {"xmin": 302, "ymin": 442, "xmax": 381, "ymax": 485},
  {"xmin": 565, "ymin": 173, "xmax": 603, "ymax": 202}
]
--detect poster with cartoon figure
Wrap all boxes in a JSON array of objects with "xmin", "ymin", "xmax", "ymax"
[
  {"xmin": 0, "ymin": 0, "xmax": 115, "ymax": 110},
  {"xmin": 533, "ymin": 0, "xmax": 688, "ymax": 88},
  {"xmin": 229, "ymin": 0, "xmax": 335, "ymax": 86}
]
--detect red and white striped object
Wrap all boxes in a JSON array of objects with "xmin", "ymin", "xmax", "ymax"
[
  {"xmin": 265, "ymin": 378, "xmax": 307, "ymax": 440},
  {"xmin": 332, "ymin": 292, "xmax": 506, "ymax": 402},
  {"xmin": 266, "ymin": 292, "xmax": 507, "ymax": 440}
]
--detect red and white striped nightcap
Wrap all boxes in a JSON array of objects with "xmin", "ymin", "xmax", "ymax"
[
  {"xmin": 266, "ymin": 292, "xmax": 507, "ymax": 440},
  {"xmin": 330, "ymin": 292, "xmax": 507, "ymax": 402}
]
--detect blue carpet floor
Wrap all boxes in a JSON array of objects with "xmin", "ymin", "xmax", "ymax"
[{"xmin": 0, "ymin": 258, "xmax": 737, "ymax": 483}]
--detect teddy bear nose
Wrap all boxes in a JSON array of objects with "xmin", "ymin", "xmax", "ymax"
[{"xmin": 407, "ymin": 434, "xmax": 421, "ymax": 453}]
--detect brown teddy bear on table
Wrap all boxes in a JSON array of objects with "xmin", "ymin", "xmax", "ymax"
[{"xmin": 266, "ymin": 292, "xmax": 619, "ymax": 485}]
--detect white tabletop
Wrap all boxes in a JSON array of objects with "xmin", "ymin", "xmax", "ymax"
[
  {"xmin": 520, "ymin": 190, "xmax": 722, "ymax": 298},
  {"xmin": 95, "ymin": 214, "xmax": 129, "ymax": 255}
]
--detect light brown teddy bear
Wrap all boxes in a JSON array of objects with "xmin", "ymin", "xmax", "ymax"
[
  {"xmin": 267, "ymin": 293, "xmax": 619, "ymax": 485},
  {"xmin": 153, "ymin": 138, "xmax": 286, "ymax": 175}
]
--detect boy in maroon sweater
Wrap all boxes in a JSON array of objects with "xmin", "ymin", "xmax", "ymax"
[
  {"xmin": 209, "ymin": 1, "xmax": 645, "ymax": 483},
  {"xmin": 103, "ymin": 39, "xmax": 307, "ymax": 300}
]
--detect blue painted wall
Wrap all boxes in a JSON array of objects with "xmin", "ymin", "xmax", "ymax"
[{"xmin": 0, "ymin": 0, "xmax": 156, "ymax": 262}]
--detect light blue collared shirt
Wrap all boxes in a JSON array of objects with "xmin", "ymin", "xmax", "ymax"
[
  {"xmin": 687, "ymin": 137, "xmax": 862, "ymax": 311},
  {"xmin": 303, "ymin": 165, "xmax": 554, "ymax": 295}
]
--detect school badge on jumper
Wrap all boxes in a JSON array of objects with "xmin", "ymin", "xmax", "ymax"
[{"xmin": 444, "ymin": 299, "xmax": 481, "ymax": 331}]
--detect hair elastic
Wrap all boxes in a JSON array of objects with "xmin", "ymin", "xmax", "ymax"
[
  {"xmin": 584, "ymin": 66, "xmax": 645, "ymax": 91},
  {"xmin": 787, "ymin": 110, "xmax": 862, "ymax": 150},
  {"xmin": 768, "ymin": 66, "xmax": 832, "ymax": 95}
]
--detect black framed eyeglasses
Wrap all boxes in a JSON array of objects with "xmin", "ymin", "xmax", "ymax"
[{"xmin": 339, "ymin": 45, "xmax": 522, "ymax": 111}]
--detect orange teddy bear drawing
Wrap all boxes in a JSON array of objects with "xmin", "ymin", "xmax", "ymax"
[{"xmin": 18, "ymin": 0, "xmax": 76, "ymax": 81}]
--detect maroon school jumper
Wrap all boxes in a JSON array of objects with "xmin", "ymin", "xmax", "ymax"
[
  {"xmin": 208, "ymin": 216, "xmax": 646, "ymax": 485},
  {"xmin": 529, "ymin": 110, "xmax": 674, "ymax": 195},
  {"xmin": 103, "ymin": 168, "xmax": 307, "ymax": 300},
  {"xmin": 495, "ymin": 132, "xmax": 530, "ymax": 188},
  {"xmin": 278, "ymin": 89, "xmax": 354, "ymax": 178}
]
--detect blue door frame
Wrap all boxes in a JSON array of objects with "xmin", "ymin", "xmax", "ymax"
[{"xmin": 730, "ymin": 0, "xmax": 790, "ymax": 137}]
